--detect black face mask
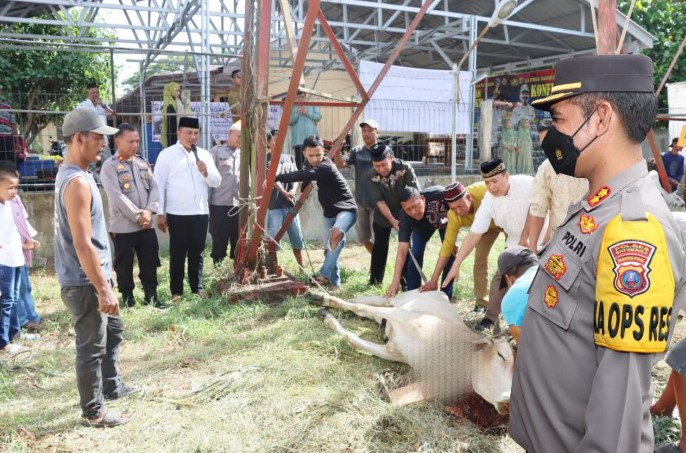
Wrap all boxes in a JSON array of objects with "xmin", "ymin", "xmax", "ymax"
[{"xmin": 541, "ymin": 111, "xmax": 598, "ymax": 177}]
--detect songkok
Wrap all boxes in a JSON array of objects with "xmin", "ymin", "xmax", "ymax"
[
  {"xmin": 369, "ymin": 142, "xmax": 393, "ymax": 162},
  {"xmin": 481, "ymin": 158, "xmax": 507, "ymax": 179},
  {"xmin": 178, "ymin": 117, "xmax": 199, "ymax": 129},
  {"xmin": 444, "ymin": 182, "xmax": 467, "ymax": 202}
]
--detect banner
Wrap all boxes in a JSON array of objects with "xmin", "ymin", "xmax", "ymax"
[{"xmin": 151, "ymin": 101, "xmax": 232, "ymax": 144}]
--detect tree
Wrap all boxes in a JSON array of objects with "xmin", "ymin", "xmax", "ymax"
[
  {"xmin": 0, "ymin": 12, "xmax": 116, "ymax": 143},
  {"xmin": 618, "ymin": 0, "xmax": 686, "ymax": 113}
]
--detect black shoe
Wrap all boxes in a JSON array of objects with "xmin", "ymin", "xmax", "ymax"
[
  {"xmin": 104, "ymin": 384, "xmax": 139, "ymax": 401},
  {"xmin": 144, "ymin": 291, "xmax": 164, "ymax": 309},
  {"xmin": 122, "ymin": 293, "xmax": 136, "ymax": 308},
  {"xmin": 472, "ymin": 305, "xmax": 486, "ymax": 314},
  {"xmin": 475, "ymin": 318, "xmax": 494, "ymax": 332}
]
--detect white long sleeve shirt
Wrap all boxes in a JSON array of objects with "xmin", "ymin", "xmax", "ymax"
[
  {"xmin": 154, "ymin": 142, "xmax": 221, "ymax": 216},
  {"xmin": 0, "ymin": 200, "xmax": 25, "ymax": 267}
]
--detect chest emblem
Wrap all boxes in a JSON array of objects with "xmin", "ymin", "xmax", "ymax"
[
  {"xmin": 116, "ymin": 164, "xmax": 125, "ymax": 171},
  {"xmin": 578, "ymin": 213, "xmax": 599, "ymax": 235},
  {"xmin": 123, "ymin": 183, "xmax": 130, "ymax": 189},
  {"xmin": 588, "ymin": 185, "xmax": 611, "ymax": 208},
  {"xmin": 544, "ymin": 254, "xmax": 567, "ymax": 280},
  {"xmin": 609, "ymin": 240, "xmax": 655, "ymax": 297},
  {"xmin": 544, "ymin": 285, "xmax": 558, "ymax": 308}
]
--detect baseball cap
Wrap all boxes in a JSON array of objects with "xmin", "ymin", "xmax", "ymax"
[
  {"xmin": 498, "ymin": 246, "xmax": 537, "ymax": 289},
  {"xmin": 360, "ymin": 119, "xmax": 380, "ymax": 130},
  {"xmin": 532, "ymin": 54, "xmax": 654, "ymax": 112},
  {"xmin": 62, "ymin": 108, "xmax": 119, "ymax": 137}
]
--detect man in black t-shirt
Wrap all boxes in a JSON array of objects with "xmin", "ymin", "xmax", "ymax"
[{"xmin": 385, "ymin": 186, "xmax": 454, "ymax": 299}]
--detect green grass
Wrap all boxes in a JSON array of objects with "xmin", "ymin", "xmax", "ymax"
[{"xmin": 0, "ymin": 233, "xmax": 679, "ymax": 452}]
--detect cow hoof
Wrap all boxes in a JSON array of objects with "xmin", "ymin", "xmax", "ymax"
[
  {"xmin": 317, "ymin": 308, "xmax": 332, "ymax": 321},
  {"xmin": 310, "ymin": 293, "xmax": 326, "ymax": 306}
]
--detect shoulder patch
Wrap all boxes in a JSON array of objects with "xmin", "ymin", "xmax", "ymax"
[
  {"xmin": 578, "ymin": 213, "xmax": 599, "ymax": 235},
  {"xmin": 594, "ymin": 213, "xmax": 675, "ymax": 353},
  {"xmin": 588, "ymin": 185, "xmax": 611, "ymax": 208}
]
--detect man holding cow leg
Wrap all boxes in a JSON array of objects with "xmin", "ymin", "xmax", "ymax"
[
  {"xmin": 509, "ymin": 55, "xmax": 686, "ymax": 453},
  {"xmin": 385, "ymin": 186, "xmax": 453, "ymax": 299},
  {"xmin": 420, "ymin": 181, "xmax": 501, "ymax": 313},
  {"xmin": 442, "ymin": 159, "xmax": 534, "ymax": 332}
]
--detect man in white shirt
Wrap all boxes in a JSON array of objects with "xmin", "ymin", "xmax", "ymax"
[
  {"xmin": 442, "ymin": 158, "xmax": 534, "ymax": 332},
  {"xmin": 78, "ymin": 83, "xmax": 116, "ymax": 161},
  {"xmin": 154, "ymin": 117, "xmax": 221, "ymax": 301}
]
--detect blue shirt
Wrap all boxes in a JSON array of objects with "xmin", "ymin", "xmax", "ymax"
[
  {"xmin": 501, "ymin": 265, "xmax": 538, "ymax": 327},
  {"xmin": 662, "ymin": 151, "xmax": 684, "ymax": 183}
]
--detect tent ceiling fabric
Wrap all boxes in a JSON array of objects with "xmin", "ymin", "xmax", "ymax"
[{"xmin": 0, "ymin": 0, "xmax": 654, "ymax": 73}]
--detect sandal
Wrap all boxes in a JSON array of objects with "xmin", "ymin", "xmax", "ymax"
[{"xmin": 81, "ymin": 408, "xmax": 130, "ymax": 428}]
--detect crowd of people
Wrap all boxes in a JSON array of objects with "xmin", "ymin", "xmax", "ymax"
[{"xmin": 1, "ymin": 53, "xmax": 686, "ymax": 452}]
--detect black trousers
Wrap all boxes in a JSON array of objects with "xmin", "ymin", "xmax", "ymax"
[
  {"xmin": 369, "ymin": 222, "xmax": 392, "ymax": 285},
  {"xmin": 167, "ymin": 214, "xmax": 209, "ymax": 295},
  {"xmin": 111, "ymin": 228, "xmax": 160, "ymax": 296},
  {"xmin": 209, "ymin": 204, "xmax": 240, "ymax": 261}
]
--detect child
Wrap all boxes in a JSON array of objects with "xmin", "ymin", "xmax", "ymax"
[
  {"xmin": 275, "ymin": 135, "xmax": 357, "ymax": 288},
  {"xmin": 0, "ymin": 160, "xmax": 26, "ymax": 355}
]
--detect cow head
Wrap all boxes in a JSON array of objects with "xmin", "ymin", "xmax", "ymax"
[{"xmin": 470, "ymin": 337, "xmax": 514, "ymax": 414}]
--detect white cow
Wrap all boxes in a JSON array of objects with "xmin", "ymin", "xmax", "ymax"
[{"xmin": 311, "ymin": 289, "xmax": 514, "ymax": 414}]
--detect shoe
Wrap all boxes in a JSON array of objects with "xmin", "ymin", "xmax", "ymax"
[
  {"xmin": 144, "ymin": 291, "xmax": 164, "ymax": 308},
  {"xmin": 81, "ymin": 408, "xmax": 130, "ymax": 428},
  {"xmin": 474, "ymin": 318, "xmax": 494, "ymax": 332},
  {"xmin": 0, "ymin": 343, "xmax": 27, "ymax": 356},
  {"xmin": 104, "ymin": 384, "xmax": 140, "ymax": 401},
  {"xmin": 472, "ymin": 305, "xmax": 486, "ymax": 314},
  {"xmin": 122, "ymin": 293, "xmax": 136, "ymax": 308},
  {"xmin": 170, "ymin": 294, "xmax": 182, "ymax": 303},
  {"xmin": 193, "ymin": 290, "xmax": 206, "ymax": 299},
  {"xmin": 24, "ymin": 321, "xmax": 44, "ymax": 332}
]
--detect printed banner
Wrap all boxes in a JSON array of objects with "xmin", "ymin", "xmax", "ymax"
[{"xmin": 151, "ymin": 101, "xmax": 232, "ymax": 143}]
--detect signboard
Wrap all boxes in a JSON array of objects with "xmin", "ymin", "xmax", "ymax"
[{"xmin": 151, "ymin": 101, "xmax": 232, "ymax": 144}]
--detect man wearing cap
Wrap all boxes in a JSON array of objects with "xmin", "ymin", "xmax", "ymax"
[
  {"xmin": 333, "ymin": 119, "xmax": 381, "ymax": 253},
  {"xmin": 509, "ymin": 54, "xmax": 686, "ymax": 453},
  {"xmin": 521, "ymin": 124, "xmax": 588, "ymax": 252},
  {"xmin": 384, "ymin": 185, "xmax": 453, "ymax": 299},
  {"xmin": 290, "ymin": 90, "xmax": 321, "ymax": 170},
  {"xmin": 511, "ymin": 83, "xmax": 535, "ymax": 129},
  {"xmin": 442, "ymin": 158, "xmax": 534, "ymax": 331},
  {"xmin": 366, "ymin": 143, "xmax": 419, "ymax": 286},
  {"xmin": 420, "ymin": 181, "xmax": 501, "ymax": 313},
  {"xmin": 55, "ymin": 108, "xmax": 131, "ymax": 427},
  {"xmin": 155, "ymin": 117, "xmax": 221, "ymax": 301},
  {"xmin": 497, "ymin": 245, "xmax": 538, "ymax": 343},
  {"xmin": 208, "ymin": 121, "xmax": 241, "ymax": 266},
  {"xmin": 100, "ymin": 123, "xmax": 162, "ymax": 308}
]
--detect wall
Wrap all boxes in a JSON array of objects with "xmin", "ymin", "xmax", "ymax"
[{"xmin": 22, "ymin": 174, "xmax": 484, "ymax": 264}]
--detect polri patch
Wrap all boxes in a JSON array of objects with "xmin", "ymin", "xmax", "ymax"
[
  {"xmin": 588, "ymin": 185, "xmax": 611, "ymax": 208},
  {"xmin": 578, "ymin": 213, "xmax": 599, "ymax": 235},
  {"xmin": 544, "ymin": 254, "xmax": 567, "ymax": 280},
  {"xmin": 608, "ymin": 240, "xmax": 655, "ymax": 298},
  {"xmin": 544, "ymin": 285, "xmax": 558, "ymax": 308}
]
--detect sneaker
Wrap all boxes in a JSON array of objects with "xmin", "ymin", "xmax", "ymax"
[{"xmin": 474, "ymin": 318, "xmax": 494, "ymax": 332}]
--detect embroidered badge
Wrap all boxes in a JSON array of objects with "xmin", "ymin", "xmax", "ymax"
[
  {"xmin": 588, "ymin": 185, "xmax": 611, "ymax": 208},
  {"xmin": 578, "ymin": 213, "xmax": 599, "ymax": 235},
  {"xmin": 544, "ymin": 285, "xmax": 558, "ymax": 308},
  {"xmin": 608, "ymin": 240, "xmax": 656, "ymax": 297},
  {"xmin": 123, "ymin": 183, "xmax": 130, "ymax": 189},
  {"xmin": 544, "ymin": 254, "xmax": 567, "ymax": 280},
  {"xmin": 119, "ymin": 174, "xmax": 131, "ymax": 182},
  {"xmin": 116, "ymin": 164, "xmax": 125, "ymax": 170}
]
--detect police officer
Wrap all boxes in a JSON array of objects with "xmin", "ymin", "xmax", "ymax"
[
  {"xmin": 509, "ymin": 55, "xmax": 686, "ymax": 452},
  {"xmin": 100, "ymin": 123, "xmax": 162, "ymax": 308}
]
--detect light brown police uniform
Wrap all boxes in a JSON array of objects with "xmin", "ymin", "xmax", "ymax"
[{"xmin": 510, "ymin": 161, "xmax": 686, "ymax": 452}]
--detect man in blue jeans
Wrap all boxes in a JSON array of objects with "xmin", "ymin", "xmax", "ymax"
[
  {"xmin": 275, "ymin": 136, "xmax": 357, "ymax": 288},
  {"xmin": 385, "ymin": 186, "xmax": 453, "ymax": 299}
]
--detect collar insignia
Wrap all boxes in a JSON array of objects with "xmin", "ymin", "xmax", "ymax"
[{"xmin": 588, "ymin": 185, "xmax": 611, "ymax": 208}]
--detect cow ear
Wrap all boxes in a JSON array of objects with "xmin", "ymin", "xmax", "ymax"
[{"xmin": 471, "ymin": 337, "xmax": 494, "ymax": 350}]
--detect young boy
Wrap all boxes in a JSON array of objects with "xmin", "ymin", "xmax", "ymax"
[
  {"xmin": 275, "ymin": 135, "xmax": 357, "ymax": 288},
  {"xmin": 0, "ymin": 161, "xmax": 25, "ymax": 355}
]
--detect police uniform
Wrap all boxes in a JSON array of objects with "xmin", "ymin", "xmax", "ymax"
[
  {"xmin": 100, "ymin": 151, "xmax": 161, "ymax": 306},
  {"xmin": 509, "ymin": 55, "xmax": 686, "ymax": 453}
]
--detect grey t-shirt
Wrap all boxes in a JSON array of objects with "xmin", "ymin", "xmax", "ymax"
[
  {"xmin": 345, "ymin": 145, "xmax": 374, "ymax": 205},
  {"xmin": 209, "ymin": 145, "xmax": 240, "ymax": 207}
]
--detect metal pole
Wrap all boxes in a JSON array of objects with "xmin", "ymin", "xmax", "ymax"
[
  {"xmin": 451, "ymin": 62, "xmax": 457, "ymax": 182},
  {"xmin": 465, "ymin": 15, "xmax": 477, "ymax": 170},
  {"xmin": 200, "ymin": 0, "xmax": 211, "ymax": 149},
  {"xmin": 139, "ymin": 61, "xmax": 148, "ymax": 160}
]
